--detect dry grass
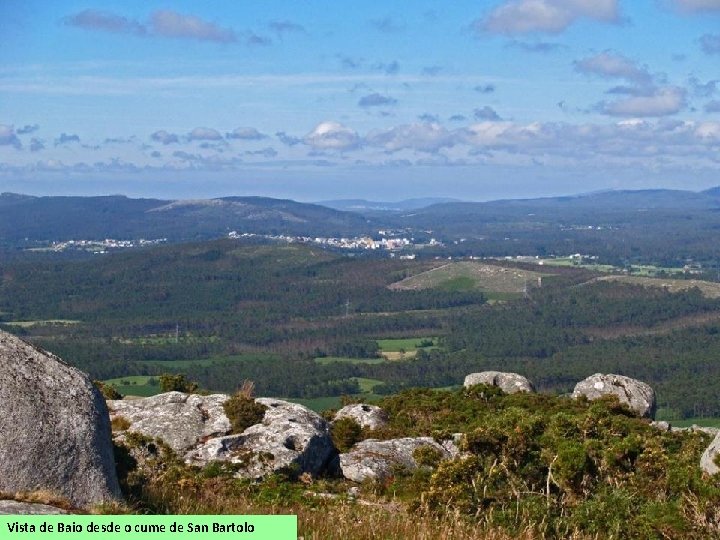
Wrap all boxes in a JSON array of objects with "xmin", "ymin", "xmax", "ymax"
[{"xmin": 389, "ymin": 262, "xmax": 546, "ymax": 293}]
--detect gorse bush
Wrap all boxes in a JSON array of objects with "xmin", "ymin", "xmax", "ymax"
[
  {"xmin": 223, "ymin": 393, "xmax": 267, "ymax": 434},
  {"xmin": 330, "ymin": 417, "xmax": 362, "ymax": 452},
  {"xmin": 159, "ymin": 373, "xmax": 199, "ymax": 393}
]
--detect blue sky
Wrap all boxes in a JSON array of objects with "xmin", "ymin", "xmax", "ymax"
[{"xmin": 1, "ymin": 0, "xmax": 719, "ymax": 201}]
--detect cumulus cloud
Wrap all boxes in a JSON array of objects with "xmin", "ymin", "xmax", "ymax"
[
  {"xmin": 16, "ymin": 124, "xmax": 39, "ymax": 135},
  {"xmin": 671, "ymin": 0, "xmax": 720, "ymax": 12},
  {"xmin": 150, "ymin": 10, "xmax": 236, "ymax": 43},
  {"xmin": 188, "ymin": 127, "xmax": 223, "ymax": 141},
  {"xmin": 64, "ymin": 9, "xmax": 246, "ymax": 44},
  {"xmin": 474, "ymin": 106, "xmax": 502, "ymax": 121},
  {"xmin": 478, "ymin": 0, "xmax": 620, "ymax": 35},
  {"xmin": 597, "ymin": 86, "xmax": 687, "ymax": 117},
  {"xmin": 304, "ymin": 121, "xmax": 360, "ymax": 150},
  {"xmin": 226, "ymin": 127, "xmax": 266, "ymax": 140},
  {"xmin": 358, "ymin": 93, "xmax": 398, "ymax": 107},
  {"xmin": 54, "ymin": 133, "xmax": 80, "ymax": 146},
  {"xmin": 574, "ymin": 52, "xmax": 652, "ymax": 85},
  {"xmin": 0, "ymin": 125, "xmax": 21, "ymax": 149},
  {"xmin": 64, "ymin": 9, "xmax": 146, "ymax": 35},
  {"xmin": 701, "ymin": 34, "xmax": 720, "ymax": 54},
  {"xmin": 151, "ymin": 130, "xmax": 179, "ymax": 145},
  {"xmin": 689, "ymin": 77, "xmax": 718, "ymax": 97},
  {"xmin": 366, "ymin": 123, "xmax": 454, "ymax": 153}
]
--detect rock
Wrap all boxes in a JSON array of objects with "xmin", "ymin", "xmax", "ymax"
[
  {"xmin": 340, "ymin": 437, "xmax": 453, "ymax": 483},
  {"xmin": 334, "ymin": 404, "xmax": 389, "ymax": 430},
  {"xmin": 0, "ymin": 330, "xmax": 121, "ymax": 508},
  {"xmin": 571, "ymin": 373, "xmax": 656, "ymax": 418},
  {"xmin": 463, "ymin": 371, "xmax": 535, "ymax": 394},
  {"xmin": 0, "ymin": 501, "xmax": 68, "ymax": 515},
  {"xmin": 186, "ymin": 398, "xmax": 335, "ymax": 478},
  {"xmin": 650, "ymin": 421, "xmax": 671, "ymax": 431},
  {"xmin": 701, "ymin": 432, "xmax": 720, "ymax": 475},
  {"xmin": 108, "ymin": 392, "xmax": 231, "ymax": 454}
]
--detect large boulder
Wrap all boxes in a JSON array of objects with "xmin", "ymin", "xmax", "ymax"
[
  {"xmin": 340, "ymin": 437, "xmax": 455, "ymax": 483},
  {"xmin": 701, "ymin": 432, "xmax": 720, "ymax": 476},
  {"xmin": 185, "ymin": 398, "xmax": 335, "ymax": 478},
  {"xmin": 108, "ymin": 392, "xmax": 231, "ymax": 454},
  {"xmin": 0, "ymin": 501, "xmax": 67, "ymax": 515},
  {"xmin": 334, "ymin": 404, "xmax": 389, "ymax": 430},
  {"xmin": 0, "ymin": 330, "xmax": 121, "ymax": 508},
  {"xmin": 464, "ymin": 371, "xmax": 535, "ymax": 394},
  {"xmin": 572, "ymin": 373, "xmax": 656, "ymax": 418}
]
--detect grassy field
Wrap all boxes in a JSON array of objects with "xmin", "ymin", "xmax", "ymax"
[
  {"xmin": 376, "ymin": 337, "xmax": 438, "ymax": 351},
  {"xmin": 103, "ymin": 375, "xmax": 161, "ymax": 397},
  {"xmin": 314, "ymin": 356, "xmax": 386, "ymax": 365},
  {"xmin": 388, "ymin": 261, "xmax": 547, "ymax": 294}
]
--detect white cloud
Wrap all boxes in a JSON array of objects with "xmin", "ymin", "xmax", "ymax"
[
  {"xmin": 574, "ymin": 52, "xmax": 652, "ymax": 84},
  {"xmin": 304, "ymin": 121, "xmax": 360, "ymax": 150},
  {"xmin": 478, "ymin": 0, "xmax": 619, "ymax": 35},
  {"xmin": 599, "ymin": 86, "xmax": 687, "ymax": 117},
  {"xmin": 150, "ymin": 10, "xmax": 236, "ymax": 43},
  {"xmin": 187, "ymin": 127, "xmax": 223, "ymax": 141},
  {"xmin": 365, "ymin": 123, "xmax": 454, "ymax": 152},
  {"xmin": 64, "ymin": 9, "xmax": 146, "ymax": 35}
]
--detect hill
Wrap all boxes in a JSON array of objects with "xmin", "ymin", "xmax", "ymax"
[{"xmin": 0, "ymin": 193, "xmax": 372, "ymax": 245}]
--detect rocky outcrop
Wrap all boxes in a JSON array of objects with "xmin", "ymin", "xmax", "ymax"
[
  {"xmin": 0, "ymin": 330, "xmax": 121, "ymax": 508},
  {"xmin": 571, "ymin": 373, "xmax": 656, "ymax": 418},
  {"xmin": 108, "ymin": 392, "xmax": 231, "ymax": 454},
  {"xmin": 701, "ymin": 432, "xmax": 720, "ymax": 476},
  {"xmin": 334, "ymin": 404, "xmax": 389, "ymax": 430},
  {"xmin": 0, "ymin": 501, "xmax": 68, "ymax": 515},
  {"xmin": 186, "ymin": 398, "xmax": 335, "ymax": 478},
  {"xmin": 340, "ymin": 437, "xmax": 455, "ymax": 483},
  {"xmin": 464, "ymin": 371, "xmax": 535, "ymax": 394}
]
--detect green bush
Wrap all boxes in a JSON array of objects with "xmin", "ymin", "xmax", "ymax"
[
  {"xmin": 159, "ymin": 373, "xmax": 199, "ymax": 393},
  {"xmin": 331, "ymin": 417, "xmax": 362, "ymax": 452},
  {"xmin": 223, "ymin": 393, "xmax": 267, "ymax": 434}
]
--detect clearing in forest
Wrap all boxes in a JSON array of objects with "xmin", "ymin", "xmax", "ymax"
[
  {"xmin": 595, "ymin": 275, "xmax": 720, "ymax": 298},
  {"xmin": 388, "ymin": 261, "xmax": 547, "ymax": 294}
]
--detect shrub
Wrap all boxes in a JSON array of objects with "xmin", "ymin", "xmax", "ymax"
[
  {"xmin": 159, "ymin": 373, "xmax": 199, "ymax": 393},
  {"xmin": 94, "ymin": 380, "xmax": 123, "ymax": 400},
  {"xmin": 223, "ymin": 393, "xmax": 267, "ymax": 434},
  {"xmin": 331, "ymin": 417, "xmax": 362, "ymax": 452}
]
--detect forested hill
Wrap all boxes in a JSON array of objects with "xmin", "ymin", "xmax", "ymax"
[{"xmin": 0, "ymin": 193, "xmax": 372, "ymax": 244}]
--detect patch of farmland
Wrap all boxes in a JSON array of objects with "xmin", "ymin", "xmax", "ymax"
[
  {"xmin": 595, "ymin": 275, "xmax": 720, "ymax": 298},
  {"xmin": 388, "ymin": 261, "xmax": 547, "ymax": 294}
]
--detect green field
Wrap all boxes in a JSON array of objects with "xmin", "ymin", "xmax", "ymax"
[
  {"xmin": 669, "ymin": 417, "xmax": 720, "ymax": 428},
  {"xmin": 376, "ymin": 337, "xmax": 438, "ymax": 352},
  {"xmin": 287, "ymin": 396, "xmax": 343, "ymax": 412},
  {"xmin": 103, "ymin": 375, "xmax": 161, "ymax": 397},
  {"xmin": 314, "ymin": 356, "xmax": 386, "ymax": 365}
]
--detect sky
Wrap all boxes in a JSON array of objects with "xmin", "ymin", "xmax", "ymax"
[{"xmin": 0, "ymin": 0, "xmax": 719, "ymax": 202}]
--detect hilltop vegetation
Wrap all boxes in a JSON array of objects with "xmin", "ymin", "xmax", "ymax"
[{"xmin": 2, "ymin": 239, "xmax": 720, "ymax": 418}]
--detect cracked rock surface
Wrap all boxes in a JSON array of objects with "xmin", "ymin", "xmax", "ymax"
[
  {"xmin": 572, "ymin": 373, "xmax": 656, "ymax": 418},
  {"xmin": 0, "ymin": 330, "xmax": 121, "ymax": 508}
]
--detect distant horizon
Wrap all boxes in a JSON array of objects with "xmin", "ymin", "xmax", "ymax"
[
  {"xmin": 1, "ymin": 1, "xmax": 718, "ymax": 200},
  {"xmin": 2, "ymin": 182, "xmax": 719, "ymax": 206}
]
